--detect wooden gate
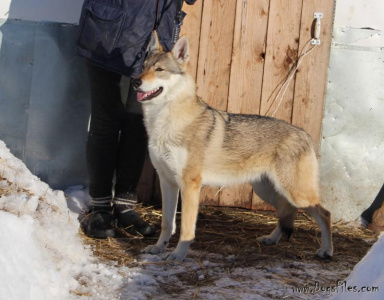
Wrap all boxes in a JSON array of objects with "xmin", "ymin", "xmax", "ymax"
[{"xmin": 138, "ymin": 0, "xmax": 335, "ymax": 209}]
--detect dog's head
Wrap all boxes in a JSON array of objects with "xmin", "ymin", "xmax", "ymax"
[{"xmin": 133, "ymin": 32, "xmax": 190, "ymax": 104}]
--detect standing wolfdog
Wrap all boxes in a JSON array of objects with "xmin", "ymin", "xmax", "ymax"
[{"xmin": 133, "ymin": 33, "xmax": 333, "ymax": 262}]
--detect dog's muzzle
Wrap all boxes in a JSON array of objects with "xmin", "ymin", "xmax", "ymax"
[{"xmin": 132, "ymin": 78, "xmax": 142, "ymax": 89}]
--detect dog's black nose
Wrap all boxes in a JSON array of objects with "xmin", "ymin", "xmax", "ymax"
[{"xmin": 132, "ymin": 78, "xmax": 142, "ymax": 89}]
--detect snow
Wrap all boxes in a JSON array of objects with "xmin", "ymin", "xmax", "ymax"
[
  {"xmin": 0, "ymin": 140, "xmax": 126, "ymax": 299},
  {"xmin": 331, "ymin": 234, "xmax": 384, "ymax": 300},
  {"xmin": 0, "ymin": 139, "xmax": 383, "ymax": 299}
]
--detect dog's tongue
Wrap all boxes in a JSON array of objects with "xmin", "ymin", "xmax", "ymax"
[{"xmin": 137, "ymin": 91, "xmax": 148, "ymax": 102}]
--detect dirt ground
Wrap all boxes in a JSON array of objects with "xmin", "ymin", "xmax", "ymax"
[{"xmin": 83, "ymin": 205, "xmax": 378, "ymax": 299}]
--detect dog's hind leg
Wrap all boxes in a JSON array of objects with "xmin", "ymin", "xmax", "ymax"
[
  {"xmin": 302, "ymin": 204, "xmax": 333, "ymax": 259},
  {"xmin": 252, "ymin": 177, "xmax": 297, "ymax": 245},
  {"xmin": 258, "ymin": 200, "xmax": 297, "ymax": 245},
  {"xmin": 144, "ymin": 176, "xmax": 179, "ymax": 255},
  {"xmin": 167, "ymin": 173, "xmax": 202, "ymax": 262},
  {"xmin": 285, "ymin": 153, "xmax": 333, "ymax": 259},
  {"xmin": 289, "ymin": 182, "xmax": 333, "ymax": 258}
]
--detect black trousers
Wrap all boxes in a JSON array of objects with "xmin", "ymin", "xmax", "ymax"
[
  {"xmin": 86, "ymin": 63, "xmax": 147, "ymax": 199},
  {"xmin": 361, "ymin": 184, "xmax": 384, "ymax": 224}
]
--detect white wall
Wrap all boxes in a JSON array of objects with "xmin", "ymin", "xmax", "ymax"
[
  {"xmin": 320, "ymin": 0, "xmax": 384, "ymax": 222},
  {"xmin": 334, "ymin": 0, "xmax": 384, "ymax": 30},
  {"xmin": 0, "ymin": 0, "xmax": 82, "ymax": 24}
]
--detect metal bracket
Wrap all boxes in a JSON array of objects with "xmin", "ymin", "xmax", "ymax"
[
  {"xmin": 311, "ymin": 39, "xmax": 321, "ymax": 45},
  {"xmin": 311, "ymin": 12, "xmax": 323, "ymax": 45}
]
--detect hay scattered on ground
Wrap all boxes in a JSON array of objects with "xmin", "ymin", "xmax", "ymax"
[{"xmin": 82, "ymin": 205, "xmax": 378, "ymax": 293}]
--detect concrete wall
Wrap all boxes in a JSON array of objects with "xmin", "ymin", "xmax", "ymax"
[
  {"xmin": 320, "ymin": 0, "xmax": 384, "ymax": 222},
  {"xmin": 0, "ymin": 1, "xmax": 89, "ymax": 189},
  {"xmin": 0, "ymin": 0, "xmax": 81, "ymax": 23}
]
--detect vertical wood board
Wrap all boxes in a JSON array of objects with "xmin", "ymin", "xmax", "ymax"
[
  {"xmin": 196, "ymin": 0, "xmax": 238, "ymax": 205},
  {"xmin": 259, "ymin": 0, "xmax": 303, "ymax": 122},
  {"xmin": 292, "ymin": 0, "xmax": 335, "ymax": 152},
  {"xmin": 180, "ymin": 1, "xmax": 204, "ymax": 79},
  {"xmin": 227, "ymin": 0, "xmax": 269, "ymax": 115},
  {"xmin": 196, "ymin": 0, "xmax": 237, "ymax": 109},
  {"xmin": 220, "ymin": 0, "xmax": 270, "ymax": 208}
]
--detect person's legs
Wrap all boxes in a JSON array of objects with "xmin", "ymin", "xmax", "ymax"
[
  {"xmin": 361, "ymin": 184, "xmax": 384, "ymax": 225},
  {"xmin": 86, "ymin": 63, "xmax": 124, "ymax": 199},
  {"xmin": 80, "ymin": 62, "xmax": 124, "ymax": 238},
  {"xmin": 80, "ymin": 66, "xmax": 154, "ymax": 237},
  {"xmin": 113, "ymin": 79, "xmax": 155, "ymax": 236},
  {"xmin": 114, "ymin": 113, "xmax": 147, "ymax": 198}
]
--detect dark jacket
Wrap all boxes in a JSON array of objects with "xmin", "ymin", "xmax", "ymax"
[{"xmin": 77, "ymin": 0, "xmax": 196, "ymax": 77}]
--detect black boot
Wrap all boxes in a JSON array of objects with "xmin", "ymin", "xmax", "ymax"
[
  {"xmin": 79, "ymin": 197, "xmax": 115, "ymax": 239},
  {"xmin": 113, "ymin": 194, "xmax": 156, "ymax": 236}
]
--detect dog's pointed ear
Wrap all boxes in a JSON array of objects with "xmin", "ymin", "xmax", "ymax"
[
  {"xmin": 147, "ymin": 31, "xmax": 163, "ymax": 54},
  {"xmin": 172, "ymin": 36, "xmax": 190, "ymax": 65}
]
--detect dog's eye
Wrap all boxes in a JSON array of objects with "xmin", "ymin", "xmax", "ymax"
[{"xmin": 155, "ymin": 67, "xmax": 164, "ymax": 72}]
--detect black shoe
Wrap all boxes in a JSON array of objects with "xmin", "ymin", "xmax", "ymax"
[
  {"xmin": 113, "ymin": 207, "xmax": 156, "ymax": 237},
  {"xmin": 79, "ymin": 208, "xmax": 115, "ymax": 239}
]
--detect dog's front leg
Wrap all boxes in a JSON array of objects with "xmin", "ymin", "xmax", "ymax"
[
  {"xmin": 144, "ymin": 176, "xmax": 179, "ymax": 255},
  {"xmin": 167, "ymin": 178, "xmax": 201, "ymax": 261}
]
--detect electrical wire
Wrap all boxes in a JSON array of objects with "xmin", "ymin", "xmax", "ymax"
[{"xmin": 264, "ymin": 39, "xmax": 318, "ymax": 117}]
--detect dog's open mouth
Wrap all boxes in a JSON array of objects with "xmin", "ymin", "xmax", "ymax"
[{"xmin": 137, "ymin": 87, "xmax": 163, "ymax": 102}]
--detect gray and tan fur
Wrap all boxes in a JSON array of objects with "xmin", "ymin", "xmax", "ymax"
[{"xmin": 133, "ymin": 33, "xmax": 333, "ymax": 261}]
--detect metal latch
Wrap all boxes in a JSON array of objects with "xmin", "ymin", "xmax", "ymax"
[{"xmin": 311, "ymin": 12, "xmax": 323, "ymax": 45}]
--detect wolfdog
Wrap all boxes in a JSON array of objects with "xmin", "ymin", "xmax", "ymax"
[{"xmin": 133, "ymin": 33, "xmax": 333, "ymax": 261}]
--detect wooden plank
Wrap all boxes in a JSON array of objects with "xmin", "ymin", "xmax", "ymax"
[
  {"xmin": 195, "ymin": 0, "xmax": 237, "ymax": 109},
  {"xmin": 220, "ymin": 0, "xmax": 270, "ymax": 208},
  {"xmin": 219, "ymin": 186, "xmax": 253, "ymax": 209},
  {"xmin": 292, "ymin": 0, "xmax": 335, "ymax": 152},
  {"xmin": 137, "ymin": 152, "xmax": 156, "ymax": 204},
  {"xmin": 259, "ymin": 0, "xmax": 303, "ymax": 122},
  {"xmin": 196, "ymin": 0, "xmax": 238, "ymax": 206},
  {"xmin": 253, "ymin": 0, "xmax": 303, "ymax": 208},
  {"xmin": 251, "ymin": 201, "xmax": 275, "ymax": 211},
  {"xmin": 227, "ymin": 0, "xmax": 269, "ymax": 114},
  {"xmin": 180, "ymin": 1, "xmax": 213, "ymax": 206},
  {"xmin": 180, "ymin": 0, "xmax": 203, "ymax": 80},
  {"xmin": 200, "ymin": 186, "xmax": 221, "ymax": 206}
]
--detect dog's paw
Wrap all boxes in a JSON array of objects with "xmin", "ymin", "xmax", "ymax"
[
  {"xmin": 166, "ymin": 250, "xmax": 187, "ymax": 262},
  {"xmin": 316, "ymin": 247, "xmax": 333, "ymax": 259},
  {"xmin": 257, "ymin": 235, "xmax": 279, "ymax": 245},
  {"xmin": 143, "ymin": 244, "xmax": 166, "ymax": 255}
]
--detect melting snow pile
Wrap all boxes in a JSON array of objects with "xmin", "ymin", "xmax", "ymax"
[
  {"xmin": 0, "ymin": 140, "xmax": 154, "ymax": 299},
  {"xmin": 331, "ymin": 235, "xmax": 384, "ymax": 300}
]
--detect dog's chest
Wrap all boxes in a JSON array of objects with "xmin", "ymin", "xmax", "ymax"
[
  {"xmin": 148, "ymin": 128, "xmax": 187, "ymax": 177},
  {"xmin": 145, "ymin": 106, "xmax": 189, "ymax": 179},
  {"xmin": 149, "ymin": 140, "xmax": 188, "ymax": 179}
]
